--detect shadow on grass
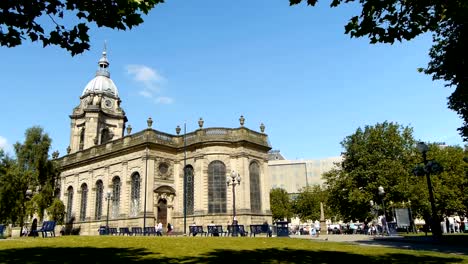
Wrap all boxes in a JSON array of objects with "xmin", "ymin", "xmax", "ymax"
[
  {"xmin": 0, "ymin": 247, "xmax": 466, "ymax": 264},
  {"xmin": 360, "ymin": 234, "xmax": 468, "ymax": 255}
]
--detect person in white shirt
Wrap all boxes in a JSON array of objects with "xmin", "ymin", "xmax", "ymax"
[{"xmin": 155, "ymin": 222, "xmax": 163, "ymax": 236}]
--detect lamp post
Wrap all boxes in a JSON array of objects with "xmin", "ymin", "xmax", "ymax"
[
  {"xmin": 105, "ymin": 190, "xmax": 113, "ymax": 235},
  {"xmin": 378, "ymin": 186, "xmax": 389, "ymax": 235},
  {"xmin": 370, "ymin": 200, "xmax": 379, "ymax": 235},
  {"xmin": 227, "ymin": 170, "xmax": 241, "ymax": 227},
  {"xmin": 416, "ymin": 141, "xmax": 442, "ymax": 239}
]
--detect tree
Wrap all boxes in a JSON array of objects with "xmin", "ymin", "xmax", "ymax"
[
  {"xmin": 290, "ymin": 0, "xmax": 468, "ymax": 141},
  {"xmin": 269, "ymin": 188, "xmax": 293, "ymax": 222},
  {"xmin": 47, "ymin": 198, "xmax": 65, "ymax": 225},
  {"xmin": 322, "ymin": 121, "xmax": 419, "ymax": 222},
  {"xmin": 1, "ymin": 0, "xmax": 164, "ymax": 55},
  {"xmin": 0, "ymin": 126, "xmax": 59, "ymax": 227},
  {"xmin": 293, "ymin": 184, "xmax": 328, "ymax": 222},
  {"xmin": 423, "ymin": 144, "xmax": 467, "ymax": 217},
  {"xmin": 0, "ymin": 150, "xmax": 23, "ymax": 224}
]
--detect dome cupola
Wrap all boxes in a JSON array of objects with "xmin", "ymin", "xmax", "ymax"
[{"xmin": 81, "ymin": 49, "xmax": 119, "ymax": 98}]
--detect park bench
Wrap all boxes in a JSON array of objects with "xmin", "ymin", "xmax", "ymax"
[
  {"xmin": 38, "ymin": 221, "xmax": 56, "ymax": 237},
  {"xmin": 109, "ymin": 227, "xmax": 118, "ymax": 235},
  {"xmin": 144, "ymin": 226, "xmax": 157, "ymax": 236},
  {"xmin": 189, "ymin": 225, "xmax": 206, "ymax": 236},
  {"xmin": 0, "ymin": 224, "xmax": 5, "ymax": 238},
  {"xmin": 249, "ymin": 224, "xmax": 272, "ymax": 237},
  {"xmin": 131, "ymin": 227, "xmax": 143, "ymax": 236},
  {"xmin": 207, "ymin": 225, "xmax": 226, "ymax": 236},
  {"xmin": 227, "ymin": 225, "xmax": 248, "ymax": 237},
  {"xmin": 119, "ymin": 227, "xmax": 132, "ymax": 236}
]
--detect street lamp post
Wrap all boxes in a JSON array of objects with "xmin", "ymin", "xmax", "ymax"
[
  {"xmin": 416, "ymin": 142, "xmax": 442, "ymax": 239},
  {"xmin": 378, "ymin": 186, "xmax": 389, "ymax": 235},
  {"xmin": 227, "ymin": 170, "xmax": 241, "ymax": 235},
  {"xmin": 370, "ymin": 200, "xmax": 379, "ymax": 235},
  {"xmin": 105, "ymin": 190, "xmax": 113, "ymax": 235}
]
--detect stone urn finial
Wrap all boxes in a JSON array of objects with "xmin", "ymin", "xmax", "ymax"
[
  {"xmin": 176, "ymin": 125, "xmax": 181, "ymax": 135},
  {"xmin": 260, "ymin": 123, "xmax": 265, "ymax": 133},
  {"xmin": 239, "ymin": 115, "xmax": 245, "ymax": 127},
  {"xmin": 126, "ymin": 124, "xmax": 132, "ymax": 135},
  {"xmin": 52, "ymin": 150, "xmax": 59, "ymax": 159},
  {"xmin": 66, "ymin": 146, "xmax": 71, "ymax": 154},
  {"xmin": 198, "ymin": 117, "xmax": 204, "ymax": 128},
  {"xmin": 147, "ymin": 117, "xmax": 153, "ymax": 128}
]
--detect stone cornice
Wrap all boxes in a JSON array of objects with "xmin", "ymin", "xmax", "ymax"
[{"xmin": 58, "ymin": 127, "xmax": 271, "ymax": 170}]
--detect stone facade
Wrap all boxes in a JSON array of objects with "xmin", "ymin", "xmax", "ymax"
[{"xmin": 57, "ymin": 51, "xmax": 272, "ymax": 235}]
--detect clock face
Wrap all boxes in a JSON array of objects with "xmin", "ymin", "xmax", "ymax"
[{"xmin": 104, "ymin": 99, "xmax": 113, "ymax": 108}]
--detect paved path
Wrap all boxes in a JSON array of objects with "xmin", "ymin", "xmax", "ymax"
[{"xmin": 290, "ymin": 234, "xmax": 468, "ymax": 256}]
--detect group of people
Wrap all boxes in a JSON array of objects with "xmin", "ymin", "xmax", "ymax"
[
  {"xmin": 443, "ymin": 215, "xmax": 466, "ymax": 233},
  {"xmin": 155, "ymin": 222, "xmax": 173, "ymax": 236}
]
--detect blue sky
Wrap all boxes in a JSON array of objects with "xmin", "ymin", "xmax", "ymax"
[{"xmin": 0, "ymin": 0, "xmax": 464, "ymax": 159}]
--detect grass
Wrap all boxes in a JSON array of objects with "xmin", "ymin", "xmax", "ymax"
[{"xmin": 0, "ymin": 236, "xmax": 467, "ymax": 263}]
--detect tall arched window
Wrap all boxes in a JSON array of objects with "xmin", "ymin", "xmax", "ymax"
[
  {"xmin": 79, "ymin": 128, "xmax": 85, "ymax": 150},
  {"xmin": 130, "ymin": 173, "xmax": 140, "ymax": 217},
  {"xmin": 54, "ymin": 188, "xmax": 61, "ymax": 199},
  {"xmin": 184, "ymin": 165, "xmax": 194, "ymax": 215},
  {"xmin": 95, "ymin": 180, "xmax": 103, "ymax": 220},
  {"xmin": 101, "ymin": 128, "xmax": 110, "ymax": 144},
  {"xmin": 80, "ymin": 183, "xmax": 88, "ymax": 221},
  {"xmin": 249, "ymin": 161, "xmax": 261, "ymax": 213},
  {"xmin": 66, "ymin": 186, "xmax": 74, "ymax": 222},
  {"xmin": 208, "ymin": 161, "xmax": 226, "ymax": 213},
  {"xmin": 112, "ymin": 177, "xmax": 121, "ymax": 218}
]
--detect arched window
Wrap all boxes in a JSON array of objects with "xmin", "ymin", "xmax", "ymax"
[
  {"xmin": 95, "ymin": 180, "xmax": 103, "ymax": 220},
  {"xmin": 101, "ymin": 128, "xmax": 110, "ymax": 144},
  {"xmin": 208, "ymin": 161, "xmax": 226, "ymax": 213},
  {"xmin": 112, "ymin": 177, "xmax": 121, "ymax": 218},
  {"xmin": 79, "ymin": 129, "xmax": 85, "ymax": 150},
  {"xmin": 54, "ymin": 188, "xmax": 61, "ymax": 199},
  {"xmin": 66, "ymin": 186, "xmax": 74, "ymax": 222},
  {"xmin": 184, "ymin": 165, "xmax": 194, "ymax": 215},
  {"xmin": 130, "ymin": 173, "xmax": 140, "ymax": 217},
  {"xmin": 249, "ymin": 161, "xmax": 261, "ymax": 213},
  {"xmin": 79, "ymin": 183, "xmax": 88, "ymax": 221}
]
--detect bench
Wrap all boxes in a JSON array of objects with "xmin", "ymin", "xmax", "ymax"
[
  {"xmin": 119, "ymin": 227, "xmax": 132, "ymax": 236},
  {"xmin": 250, "ymin": 224, "xmax": 272, "ymax": 237},
  {"xmin": 131, "ymin": 227, "xmax": 143, "ymax": 236},
  {"xmin": 38, "ymin": 221, "xmax": 56, "ymax": 237},
  {"xmin": 144, "ymin": 226, "xmax": 157, "ymax": 236},
  {"xmin": 0, "ymin": 224, "xmax": 5, "ymax": 238},
  {"xmin": 227, "ymin": 225, "xmax": 248, "ymax": 237},
  {"xmin": 109, "ymin": 227, "xmax": 118, "ymax": 235},
  {"xmin": 207, "ymin": 225, "xmax": 226, "ymax": 236},
  {"xmin": 189, "ymin": 225, "xmax": 206, "ymax": 236}
]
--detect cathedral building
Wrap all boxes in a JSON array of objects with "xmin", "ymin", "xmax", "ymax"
[{"xmin": 58, "ymin": 51, "xmax": 272, "ymax": 235}]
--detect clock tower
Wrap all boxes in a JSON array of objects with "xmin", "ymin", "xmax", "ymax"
[{"xmin": 68, "ymin": 49, "xmax": 127, "ymax": 153}]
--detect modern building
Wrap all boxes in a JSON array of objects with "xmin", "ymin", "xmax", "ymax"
[
  {"xmin": 268, "ymin": 152, "xmax": 342, "ymax": 194},
  {"xmin": 57, "ymin": 50, "xmax": 272, "ymax": 235}
]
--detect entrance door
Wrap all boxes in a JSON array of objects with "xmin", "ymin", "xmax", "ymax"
[{"xmin": 157, "ymin": 199, "xmax": 167, "ymax": 227}]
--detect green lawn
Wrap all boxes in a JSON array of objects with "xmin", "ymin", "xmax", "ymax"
[{"xmin": 0, "ymin": 236, "xmax": 467, "ymax": 263}]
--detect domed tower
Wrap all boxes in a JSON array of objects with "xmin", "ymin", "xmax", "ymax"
[{"xmin": 68, "ymin": 49, "xmax": 127, "ymax": 153}]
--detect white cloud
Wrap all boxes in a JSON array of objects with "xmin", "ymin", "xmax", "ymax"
[
  {"xmin": 138, "ymin": 90, "xmax": 153, "ymax": 98},
  {"xmin": 0, "ymin": 136, "xmax": 7, "ymax": 150},
  {"xmin": 126, "ymin": 64, "xmax": 173, "ymax": 104},
  {"xmin": 0, "ymin": 136, "xmax": 12, "ymax": 155},
  {"xmin": 155, "ymin": 96, "xmax": 174, "ymax": 104}
]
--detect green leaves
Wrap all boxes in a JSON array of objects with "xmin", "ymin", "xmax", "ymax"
[
  {"xmin": 293, "ymin": 185, "xmax": 328, "ymax": 222},
  {"xmin": 0, "ymin": 0, "xmax": 164, "ymax": 56},
  {"xmin": 0, "ymin": 126, "xmax": 60, "ymax": 226},
  {"xmin": 269, "ymin": 188, "xmax": 294, "ymax": 221},
  {"xmin": 324, "ymin": 121, "xmax": 418, "ymax": 222}
]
